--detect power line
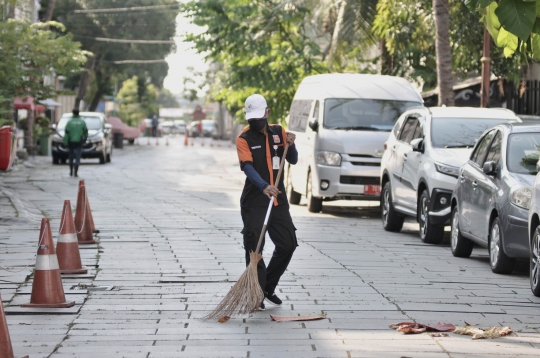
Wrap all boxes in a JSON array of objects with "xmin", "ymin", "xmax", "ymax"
[
  {"xmin": 113, "ymin": 59, "xmax": 167, "ymax": 64},
  {"xmin": 76, "ymin": 36, "xmax": 174, "ymax": 44},
  {"xmin": 73, "ymin": 4, "xmax": 179, "ymax": 14}
]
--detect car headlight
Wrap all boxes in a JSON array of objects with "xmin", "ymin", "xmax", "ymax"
[
  {"xmin": 435, "ymin": 162, "xmax": 460, "ymax": 178},
  {"xmin": 510, "ymin": 186, "xmax": 532, "ymax": 210},
  {"xmin": 316, "ymin": 151, "xmax": 341, "ymax": 166}
]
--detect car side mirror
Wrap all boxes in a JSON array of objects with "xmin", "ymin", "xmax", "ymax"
[
  {"xmin": 308, "ymin": 117, "xmax": 318, "ymax": 132},
  {"xmin": 483, "ymin": 161, "xmax": 497, "ymax": 176},
  {"xmin": 411, "ymin": 138, "xmax": 424, "ymax": 153},
  {"xmin": 537, "ymin": 160, "xmax": 540, "ymax": 174}
]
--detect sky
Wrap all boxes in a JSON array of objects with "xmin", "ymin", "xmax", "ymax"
[{"xmin": 163, "ymin": 2, "xmax": 208, "ymax": 97}]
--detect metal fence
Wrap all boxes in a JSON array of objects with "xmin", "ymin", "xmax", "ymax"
[{"xmin": 507, "ymin": 80, "xmax": 540, "ymax": 116}]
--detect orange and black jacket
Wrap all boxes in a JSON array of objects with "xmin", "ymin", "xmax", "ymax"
[{"xmin": 236, "ymin": 124, "xmax": 297, "ymax": 207}]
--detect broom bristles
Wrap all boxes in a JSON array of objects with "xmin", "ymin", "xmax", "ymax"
[{"xmin": 203, "ymin": 252, "xmax": 264, "ymax": 320}]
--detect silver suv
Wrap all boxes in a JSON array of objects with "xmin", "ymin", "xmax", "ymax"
[{"xmin": 380, "ymin": 106, "xmax": 520, "ymax": 243}]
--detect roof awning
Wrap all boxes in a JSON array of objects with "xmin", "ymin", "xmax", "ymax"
[{"xmin": 14, "ymin": 97, "xmax": 46, "ymax": 112}]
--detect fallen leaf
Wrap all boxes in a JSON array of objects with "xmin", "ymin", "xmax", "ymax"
[
  {"xmin": 390, "ymin": 322, "xmax": 455, "ymax": 334},
  {"xmin": 464, "ymin": 321, "xmax": 479, "ymax": 326},
  {"xmin": 453, "ymin": 326, "xmax": 513, "ymax": 339},
  {"xmin": 218, "ymin": 316, "xmax": 230, "ymax": 323},
  {"xmin": 270, "ymin": 314, "xmax": 326, "ymax": 322},
  {"xmin": 430, "ymin": 333, "xmax": 450, "ymax": 337}
]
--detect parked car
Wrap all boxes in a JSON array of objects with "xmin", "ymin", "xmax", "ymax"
[
  {"xmin": 174, "ymin": 120, "xmax": 187, "ymax": 134},
  {"xmin": 52, "ymin": 112, "xmax": 113, "ymax": 164},
  {"xmin": 380, "ymin": 107, "xmax": 521, "ymax": 243},
  {"xmin": 518, "ymin": 115, "xmax": 540, "ymax": 123},
  {"xmin": 187, "ymin": 119, "xmax": 217, "ymax": 138},
  {"xmin": 451, "ymin": 123, "xmax": 538, "ymax": 275},
  {"xmin": 160, "ymin": 121, "xmax": 175, "ymax": 135},
  {"xmin": 527, "ymin": 135, "xmax": 540, "ymax": 296},
  {"xmin": 285, "ymin": 73, "xmax": 423, "ymax": 213},
  {"xmin": 107, "ymin": 117, "xmax": 139, "ymax": 144}
]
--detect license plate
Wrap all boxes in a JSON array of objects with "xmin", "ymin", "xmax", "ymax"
[{"xmin": 365, "ymin": 185, "xmax": 381, "ymax": 195}]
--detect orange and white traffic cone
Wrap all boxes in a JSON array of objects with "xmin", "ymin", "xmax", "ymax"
[
  {"xmin": 166, "ymin": 136, "xmax": 169, "ymax": 146},
  {"xmin": 201, "ymin": 137, "xmax": 205, "ymax": 146},
  {"xmin": 156, "ymin": 137, "xmax": 159, "ymax": 146},
  {"xmin": 75, "ymin": 182, "xmax": 96, "ymax": 245},
  {"xmin": 147, "ymin": 137, "xmax": 150, "ymax": 145},
  {"xmin": 21, "ymin": 219, "xmax": 75, "ymax": 308},
  {"xmin": 0, "ymin": 293, "xmax": 28, "ymax": 358},
  {"xmin": 184, "ymin": 132, "xmax": 189, "ymax": 146},
  {"xmin": 78, "ymin": 180, "xmax": 98, "ymax": 234},
  {"xmin": 210, "ymin": 138, "xmax": 214, "ymax": 147},
  {"xmin": 57, "ymin": 200, "xmax": 87, "ymax": 275}
]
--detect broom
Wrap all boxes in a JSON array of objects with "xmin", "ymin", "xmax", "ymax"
[{"xmin": 204, "ymin": 142, "xmax": 290, "ymax": 320}]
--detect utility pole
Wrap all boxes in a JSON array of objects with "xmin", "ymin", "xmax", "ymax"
[{"xmin": 480, "ymin": 28, "xmax": 491, "ymax": 108}]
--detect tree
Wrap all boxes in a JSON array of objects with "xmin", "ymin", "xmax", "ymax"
[
  {"xmin": 117, "ymin": 76, "xmax": 158, "ymax": 127},
  {"xmin": 467, "ymin": 0, "xmax": 539, "ymax": 60},
  {"xmin": 51, "ymin": 0, "xmax": 177, "ymax": 110},
  {"xmin": 156, "ymin": 88, "xmax": 179, "ymax": 108},
  {"xmin": 0, "ymin": 19, "xmax": 88, "ymax": 149},
  {"xmin": 181, "ymin": 0, "xmax": 326, "ymax": 123},
  {"xmin": 433, "ymin": 0, "xmax": 454, "ymax": 106}
]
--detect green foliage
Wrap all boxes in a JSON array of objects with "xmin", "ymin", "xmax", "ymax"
[
  {"xmin": 471, "ymin": 0, "xmax": 540, "ymax": 60},
  {"xmin": 117, "ymin": 76, "xmax": 158, "ymax": 127},
  {"xmin": 181, "ymin": 0, "xmax": 327, "ymax": 123},
  {"xmin": 373, "ymin": 0, "xmax": 523, "ymax": 90},
  {"xmin": 156, "ymin": 88, "xmax": 180, "ymax": 108},
  {"xmin": 0, "ymin": 19, "xmax": 88, "ymax": 115},
  {"xmin": 52, "ymin": 0, "xmax": 177, "ymax": 108}
]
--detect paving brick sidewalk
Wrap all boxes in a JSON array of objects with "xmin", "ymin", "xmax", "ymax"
[{"xmin": 1, "ymin": 137, "xmax": 539, "ymax": 357}]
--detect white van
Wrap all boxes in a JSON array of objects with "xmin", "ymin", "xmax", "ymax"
[{"xmin": 286, "ymin": 73, "xmax": 423, "ymax": 212}]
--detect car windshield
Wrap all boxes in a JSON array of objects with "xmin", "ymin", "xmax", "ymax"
[
  {"xmin": 431, "ymin": 117, "xmax": 515, "ymax": 148},
  {"xmin": 323, "ymin": 99, "xmax": 420, "ymax": 131},
  {"xmin": 58, "ymin": 116, "xmax": 102, "ymax": 130},
  {"xmin": 507, "ymin": 133, "xmax": 540, "ymax": 175}
]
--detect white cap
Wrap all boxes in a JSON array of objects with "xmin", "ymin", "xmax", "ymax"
[{"xmin": 245, "ymin": 94, "xmax": 267, "ymax": 120}]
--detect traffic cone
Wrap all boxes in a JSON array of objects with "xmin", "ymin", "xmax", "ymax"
[
  {"xmin": 184, "ymin": 132, "xmax": 189, "ymax": 146},
  {"xmin": 217, "ymin": 139, "xmax": 221, "ymax": 147},
  {"xmin": 57, "ymin": 200, "xmax": 87, "ymax": 275},
  {"xmin": 20, "ymin": 219, "xmax": 75, "ymax": 308},
  {"xmin": 210, "ymin": 138, "xmax": 214, "ymax": 147},
  {"xmin": 156, "ymin": 138, "xmax": 159, "ymax": 146},
  {"xmin": 0, "ymin": 293, "xmax": 28, "ymax": 358},
  {"xmin": 147, "ymin": 137, "xmax": 150, "ymax": 145},
  {"xmin": 78, "ymin": 180, "xmax": 98, "ymax": 234},
  {"xmin": 201, "ymin": 137, "xmax": 205, "ymax": 146},
  {"xmin": 74, "ymin": 182, "xmax": 96, "ymax": 245},
  {"xmin": 166, "ymin": 136, "xmax": 169, "ymax": 146}
]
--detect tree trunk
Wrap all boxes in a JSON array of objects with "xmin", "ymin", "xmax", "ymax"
[
  {"xmin": 480, "ymin": 27, "xmax": 491, "ymax": 108},
  {"xmin": 433, "ymin": 0, "xmax": 454, "ymax": 106},
  {"xmin": 75, "ymin": 57, "xmax": 95, "ymax": 110},
  {"xmin": 43, "ymin": 0, "xmax": 56, "ymax": 22},
  {"xmin": 24, "ymin": 110, "xmax": 34, "ymax": 155},
  {"xmin": 328, "ymin": 0, "xmax": 347, "ymax": 71},
  {"xmin": 379, "ymin": 39, "xmax": 394, "ymax": 75}
]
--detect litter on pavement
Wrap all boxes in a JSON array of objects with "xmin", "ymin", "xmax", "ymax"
[
  {"xmin": 390, "ymin": 322, "xmax": 456, "ymax": 334},
  {"xmin": 453, "ymin": 326, "xmax": 513, "ymax": 339},
  {"xmin": 270, "ymin": 314, "xmax": 326, "ymax": 322}
]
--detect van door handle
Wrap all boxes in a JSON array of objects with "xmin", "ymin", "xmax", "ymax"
[
  {"xmin": 460, "ymin": 174, "xmax": 465, "ymax": 183},
  {"xmin": 472, "ymin": 181, "xmax": 478, "ymax": 189}
]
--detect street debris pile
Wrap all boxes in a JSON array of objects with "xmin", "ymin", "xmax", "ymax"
[{"xmin": 390, "ymin": 322, "xmax": 513, "ymax": 340}]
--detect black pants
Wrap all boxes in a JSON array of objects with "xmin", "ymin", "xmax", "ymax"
[
  {"xmin": 68, "ymin": 143, "xmax": 82, "ymax": 167},
  {"xmin": 241, "ymin": 204, "xmax": 297, "ymax": 296}
]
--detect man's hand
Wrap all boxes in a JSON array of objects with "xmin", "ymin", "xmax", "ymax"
[
  {"xmin": 286, "ymin": 131, "xmax": 296, "ymax": 145},
  {"xmin": 263, "ymin": 185, "xmax": 281, "ymax": 199}
]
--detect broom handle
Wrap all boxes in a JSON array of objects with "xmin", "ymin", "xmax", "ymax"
[{"xmin": 254, "ymin": 142, "xmax": 290, "ymax": 255}]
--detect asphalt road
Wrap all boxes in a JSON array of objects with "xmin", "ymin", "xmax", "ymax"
[{"xmin": 1, "ymin": 136, "xmax": 539, "ymax": 357}]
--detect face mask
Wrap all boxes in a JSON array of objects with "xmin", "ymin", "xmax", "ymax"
[{"xmin": 249, "ymin": 119, "xmax": 267, "ymax": 131}]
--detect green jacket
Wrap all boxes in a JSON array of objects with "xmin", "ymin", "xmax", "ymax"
[{"xmin": 63, "ymin": 116, "xmax": 88, "ymax": 146}]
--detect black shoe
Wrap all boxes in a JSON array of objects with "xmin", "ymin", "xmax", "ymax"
[
  {"xmin": 74, "ymin": 165, "xmax": 79, "ymax": 177},
  {"xmin": 258, "ymin": 300, "xmax": 265, "ymax": 311},
  {"xmin": 265, "ymin": 293, "xmax": 282, "ymax": 306},
  {"xmin": 69, "ymin": 165, "xmax": 73, "ymax": 176}
]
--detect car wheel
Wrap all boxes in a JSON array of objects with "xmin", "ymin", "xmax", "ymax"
[
  {"xmin": 450, "ymin": 206, "xmax": 473, "ymax": 257},
  {"xmin": 106, "ymin": 146, "xmax": 112, "ymax": 163},
  {"xmin": 61, "ymin": 158, "xmax": 67, "ymax": 164},
  {"xmin": 418, "ymin": 190, "xmax": 444, "ymax": 244},
  {"xmin": 381, "ymin": 181, "xmax": 404, "ymax": 232},
  {"xmin": 531, "ymin": 226, "xmax": 540, "ymax": 297},
  {"xmin": 306, "ymin": 171, "xmax": 322, "ymax": 213},
  {"xmin": 128, "ymin": 139, "xmax": 135, "ymax": 145},
  {"xmin": 286, "ymin": 166, "xmax": 301, "ymax": 205},
  {"xmin": 489, "ymin": 217, "xmax": 515, "ymax": 274}
]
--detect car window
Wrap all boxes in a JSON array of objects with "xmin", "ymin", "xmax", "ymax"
[
  {"xmin": 58, "ymin": 116, "xmax": 102, "ymax": 130},
  {"xmin": 507, "ymin": 133, "xmax": 540, "ymax": 175},
  {"xmin": 323, "ymin": 99, "xmax": 420, "ymax": 131},
  {"xmin": 484, "ymin": 131, "xmax": 502, "ymax": 166},
  {"xmin": 399, "ymin": 118, "xmax": 418, "ymax": 144},
  {"xmin": 412, "ymin": 120, "xmax": 423, "ymax": 140},
  {"xmin": 288, "ymin": 99, "xmax": 311, "ymax": 132},
  {"xmin": 471, "ymin": 130, "xmax": 495, "ymax": 166},
  {"xmin": 431, "ymin": 117, "xmax": 515, "ymax": 148}
]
